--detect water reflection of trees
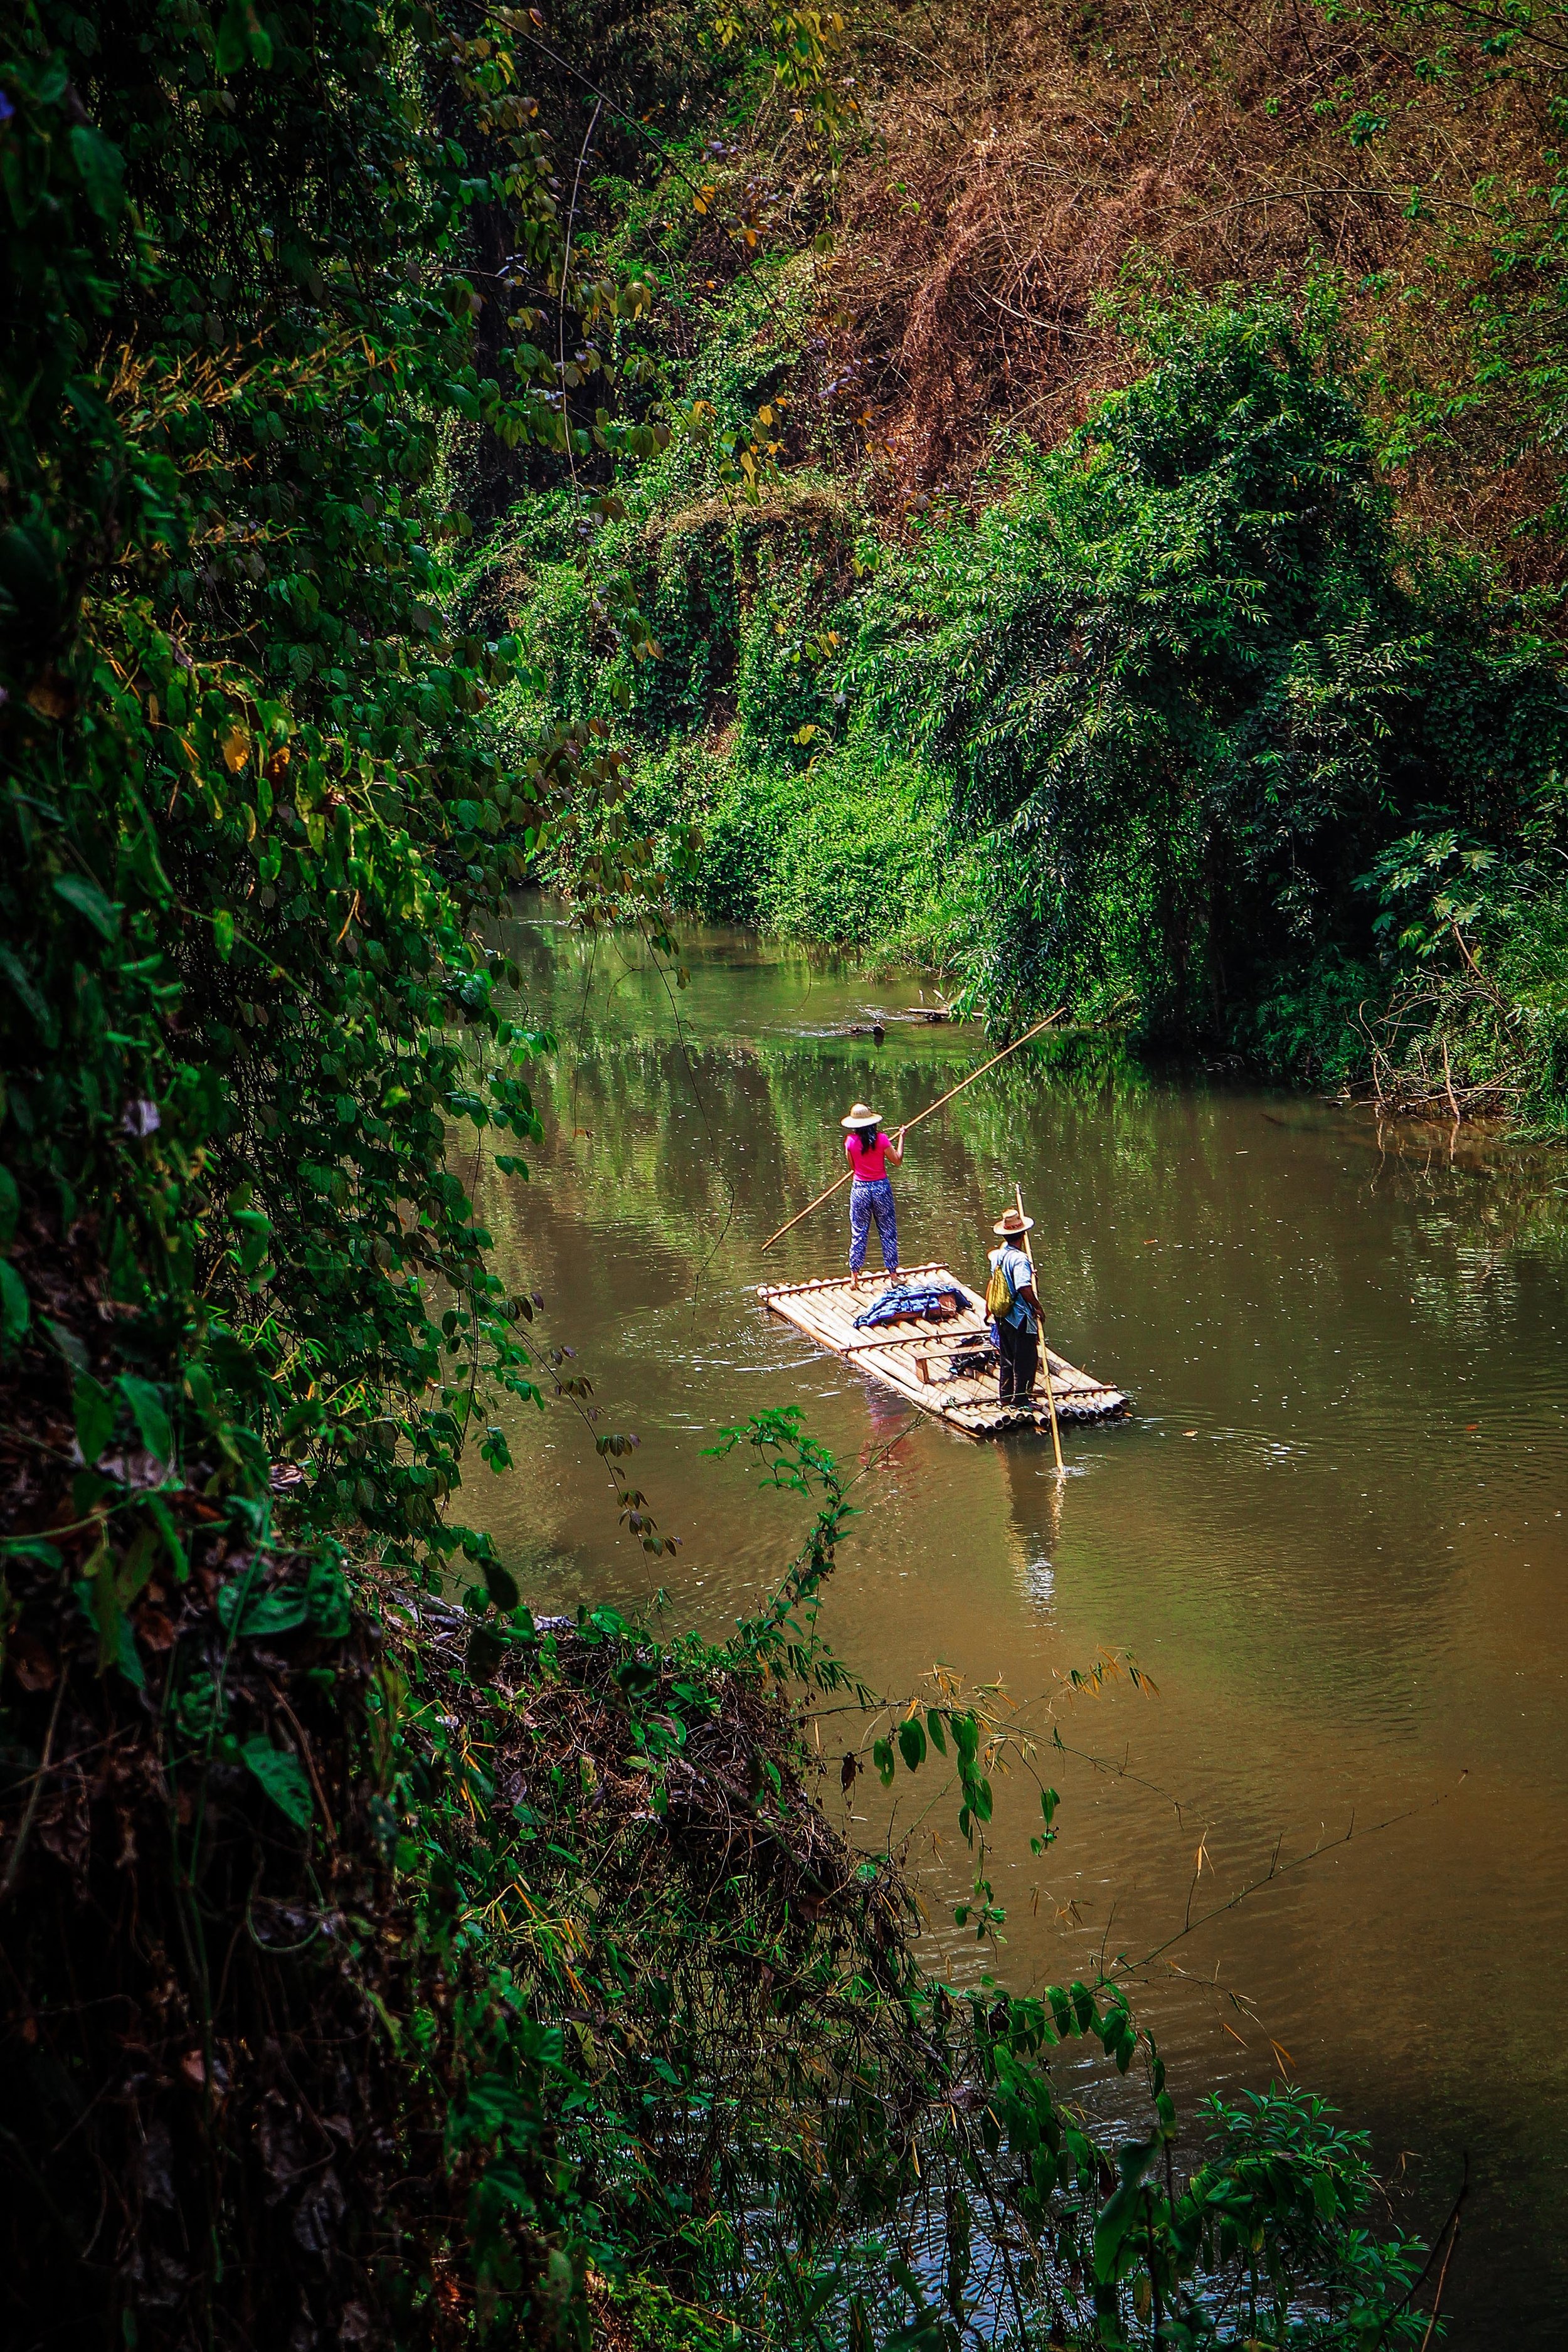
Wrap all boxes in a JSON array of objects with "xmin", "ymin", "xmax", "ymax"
[
  {"xmin": 513, "ymin": 1034, "xmax": 1161, "ymax": 1265},
  {"xmin": 490, "ymin": 910, "xmax": 1568, "ymax": 1362}
]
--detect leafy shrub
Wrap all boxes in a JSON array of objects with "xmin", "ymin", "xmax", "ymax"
[
  {"xmin": 2, "ymin": 1364, "xmax": 1441, "ymax": 2350},
  {"xmin": 852, "ymin": 282, "xmax": 1568, "ymax": 1045},
  {"xmin": 0, "ymin": 1, "xmax": 675, "ymax": 1586},
  {"xmin": 604, "ymin": 739, "xmax": 946, "ymax": 943},
  {"xmin": 512, "ymin": 257, "xmax": 1568, "ymax": 1117}
]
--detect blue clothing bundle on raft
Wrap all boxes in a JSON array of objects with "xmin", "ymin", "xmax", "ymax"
[{"xmin": 851, "ymin": 1281, "xmax": 964, "ymax": 1330}]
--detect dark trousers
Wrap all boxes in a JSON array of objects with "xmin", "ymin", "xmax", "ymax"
[{"xmin": 998, "ymin": 1316, "xmax": 1038, "ymax": 1405}]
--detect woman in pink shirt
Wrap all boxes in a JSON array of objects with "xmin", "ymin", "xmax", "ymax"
[{"xmin": 841, "ymin": 1101, "xmax": 906, "ymax": 1279}]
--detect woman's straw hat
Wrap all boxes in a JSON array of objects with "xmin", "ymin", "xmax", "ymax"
[
  {"xmin": 993, "ymin": 1205, "xmax": 1034, "ymax": 1236},
  {"xmin": 841, "ymin": 1101, "xmax": 881, "ymax": 1129}
]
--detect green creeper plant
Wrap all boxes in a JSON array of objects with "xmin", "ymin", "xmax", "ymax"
[{"xmin": 0, "ymin": 1, "xmax": 676, "ymax": 1593}]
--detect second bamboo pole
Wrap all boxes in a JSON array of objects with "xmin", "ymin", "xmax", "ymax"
[{"xmin": 1015, "ymin": 1181, "xmax": 1064, "ymax": 1473}]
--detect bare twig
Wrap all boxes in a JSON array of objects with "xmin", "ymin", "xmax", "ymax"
[
  {"xmin": 1124, "ymin": 1777, "xmax": 1466, "ymax": 1978},
  {"xmin": 0, "ymin": 1668, "xmax": 68, "ymax": 1902}
]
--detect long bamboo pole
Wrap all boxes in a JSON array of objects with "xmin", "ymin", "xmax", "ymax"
[
  {"xmin": 1015, "ymin": 1180, "xmax": 1064, "ymax": 1474},
  {"xmin": 760, "ymin": 1010, "xmax": 1065, "ymax": 1252}
]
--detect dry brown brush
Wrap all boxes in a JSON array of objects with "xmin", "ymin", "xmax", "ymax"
[{"xmin": 818, "ymin": 0, "xmax": 1565, "ymax": 567}]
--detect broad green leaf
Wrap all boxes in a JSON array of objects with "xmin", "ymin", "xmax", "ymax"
[
  {"xmin": 1091, "ymin": 2182, "xmax": 1140, "ymax": 2286},
  {"xmin": 219, "ymin": 1580, "xmax": 310, "ymax": 1637},
  {"xmin": 73, "ymin": 1372, "xmax": 115, "ymax": 1465},
  {"xmin": 215, "ymin": 3, "xmax": 247, "ymax": 72},
  {"xmin": 466, "ymin": 1624, "xmax": 505, "ymax": 1683},
  {"xmin": 52, "ymin": 872, "xmax": 120, "ymax": 938},
  {"xmin": 45, "ymin": 1316, "xmax": 88, "ymax": 1374},
  {"xmin": 112, "ymin": 1606, "xmax": 146, "ymax": 1690},
  {"xmin": 898, "ymin": 1715, "xmax": 926, "ymax": 1771},
  {"xmin": 116, "ymin": 1523, "xmax": 159, "ymax": 1607},
  {"xmin": 1093, "ymin": 2137, "xmax": 1160, "ymax": 2284},
  {"xmin": 2, "ymin": 1537, "xmax": 61, "ymax": 1569},
  {"xmin": 117, "ymin": 1374, "xmax": 172, "ymax": 1465},
  {"xmin": 484, "ymin": 1559, "xmax": 520, "ymax": 1613},
  {"xmin": 216, "ymin": 0, "xmax": 273, "ymax": 72},
  {"xmin": 0, "ymin": 1260, "xmax": 29, "ymax": 1349},
  {"xmin": 0, "ymin": 945, "xmax": 51, "ymax": 1035},
  {"xmin": 68, "ymin": 124, "xmax": 125, "ymax": 221},
  {"xmin": 241, "ymin": 1735, "xmax": 313, "ymax": 1826},
  {"xmin": 144, "ymin": 1494, "xmax": 188, "ymax": 1581},
  {"xmin": 0, "ymin": 1167, "xmax": 18, "ymax": 1245},
  {"xmin": 75, "ymin": 1550, "xmax": 144, "ymax": 1688},
  {"xmin": 613, "ymin": 1655, "xmax": 659, "ymax": 1701},
  {"xmin": 305, "ymin": 1555, "xmax": 351, "ymax": 1638}
]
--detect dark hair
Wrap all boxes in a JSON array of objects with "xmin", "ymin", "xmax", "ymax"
[{"xmin": 850, "ymin": 1124, "xmax": 881, "ymax": 1157}]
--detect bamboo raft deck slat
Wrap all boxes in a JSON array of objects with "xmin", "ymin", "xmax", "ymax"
[{"xmin": 757, "ymin": 1262, "xmax": 1130, "ymax": 1440}]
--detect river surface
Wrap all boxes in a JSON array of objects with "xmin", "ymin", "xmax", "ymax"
[{"xmin": 469, "ymin": 901, "xmax": 1568, "ymax": 2345}]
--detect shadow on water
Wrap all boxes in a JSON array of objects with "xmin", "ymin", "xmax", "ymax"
[{"xmin": 464, "ymin": 899, "xmax": 1568, "ymax": 2347}]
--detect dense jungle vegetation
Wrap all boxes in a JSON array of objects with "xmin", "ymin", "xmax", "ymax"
[
  {"xmin": 0, "ymin": 0, "xmax": 1528, "ymax": 2346},
  {"xmin": 474, "ymin": 0, "xmax": 1568, "ymax": 1130}
]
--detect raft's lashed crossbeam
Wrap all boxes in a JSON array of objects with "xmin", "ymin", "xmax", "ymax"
[
  {"xmin": 841, "ymin": 1327, "xmax": 985, "ymax": 1352},
  {"xmin": 756, "ymin": 1261, "xmax": 953, "ymax": 1302}
]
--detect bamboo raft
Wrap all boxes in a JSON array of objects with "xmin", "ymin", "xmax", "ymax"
[{"xmin": 757, "ymin": 1263, "xmax": 1130, "ymax": 1440}]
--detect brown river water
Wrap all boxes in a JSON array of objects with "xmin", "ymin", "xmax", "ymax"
[{"xmin": 467, "ymin": 901, "xmax": 1568, "ymax": 2345}]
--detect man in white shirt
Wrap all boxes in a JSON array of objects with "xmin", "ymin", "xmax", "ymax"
[{"xmin": 987, "ymin": 1205, "xmax": 1040, "ymax": 1405}]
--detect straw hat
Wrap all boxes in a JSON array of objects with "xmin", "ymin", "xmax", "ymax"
[
  {"xmin": 841, "ymin": 1101, "xmax": 881, "ymax": 1129},
  {"xmin": 993, "ymin": 1205, "xmax": 1034, "ymax": 1236}
]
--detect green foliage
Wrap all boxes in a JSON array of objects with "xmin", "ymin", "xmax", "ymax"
[
  {"xmin": 0, "ymin": 11, "xmax": 1466, "ymax": 2348},
  {"xmin": 505, "ymin": 245, "xmax": 1568, "ymax": 1115},
  {"xmin": 0, "ymin": 1476, "xmax": 407, "ymax": 2349},
  {"xmin": 0, "ymin": 0, "xmax": 675, "ymax": 1580},
  {"xmin": 852, "ymin": 280, "xmax": 1567, "ymax": 1051},
  {"xmin": 606, "ymin": 2273, "xmax": 744, "ymax": 2352},
  {"xmin": 372, "ymin": 1412, "xmax": 1436, "ymax": 2351},
  {"xmin": 1244, "ymin": 947, "xmax": 1382, "ymax": 1091},
  {"xmin": 615, "ymin": 736, "xmax": 946, "ymax": 943},
  {"xmin": 1328, "ymin": 1, "xmax": 1568, "ymax": 536},
  {"xmin": 1351, "ymin": 812, "xmax": 1568, "ymax": 1125},
  {"xmin": 486, "ymin": 264, "xmax": 976, "ymax": 957}
]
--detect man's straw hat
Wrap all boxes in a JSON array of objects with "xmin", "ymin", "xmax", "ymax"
[
  {"xmin": 993, "ymin": 1205, "xmax": 1034, "ymax": 1236},
  {"xmin": 841, "ymin": 1101, "xmax": 881, "ymax": 1129}
]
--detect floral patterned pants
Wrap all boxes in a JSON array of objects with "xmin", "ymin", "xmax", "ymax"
[{"xmin": 849, "ymin": 1177, "xmax": 899, "ymax": 1275}]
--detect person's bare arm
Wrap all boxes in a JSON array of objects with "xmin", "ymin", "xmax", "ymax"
[{"xmin": 887, "ymin": 1125, "xmax": 907, "ymax": 1166}]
